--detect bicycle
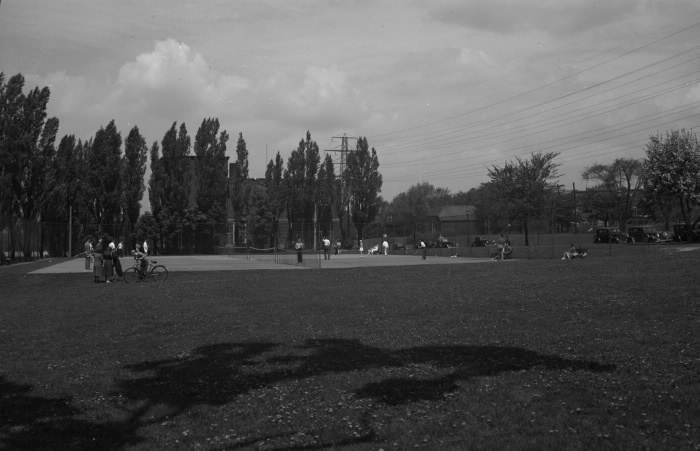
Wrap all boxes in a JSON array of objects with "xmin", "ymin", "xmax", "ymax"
[{"xmin": 123, "ymin": 257, "xmax": 168, "ymax": 283}]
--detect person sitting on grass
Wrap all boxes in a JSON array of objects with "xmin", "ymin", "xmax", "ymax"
[{"xmin": 562, "ymin": 244, "xmax": 579, "ymax": 260}]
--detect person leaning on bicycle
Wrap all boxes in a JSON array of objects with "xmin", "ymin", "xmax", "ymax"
[{"xmin": 133, "ymin": 243, "xmax": 148, "ymax": 276}]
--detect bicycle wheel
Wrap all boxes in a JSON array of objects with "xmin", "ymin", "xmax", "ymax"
[
  {"xmin": 123, "ymin": 267, "xmax": 140, "ymax": 283},
  {"xmin": 150, "ymin": 265, "xmax": 168, "ymax": 282}
]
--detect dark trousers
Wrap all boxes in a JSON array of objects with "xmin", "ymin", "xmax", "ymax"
[{"xmin": 297, "ymin": 250, "xmax": 303, "ymax": 263}]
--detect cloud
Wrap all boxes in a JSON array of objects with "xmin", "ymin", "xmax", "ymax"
[
  {"xmin": 260, "ymin": 64, "xmax": 369, "ymax": 130},
  {"xmin": 107, "ymin": 39, "xmax": 249, "ymax": 119},
  {"xmin": 428, "ymin": 0, "xmax": 644, "ymax": 36}
]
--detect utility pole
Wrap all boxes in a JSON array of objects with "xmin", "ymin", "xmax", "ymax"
[{"xmin": 324, "ymin": 134, "xmax": 357, "ymax": 240}]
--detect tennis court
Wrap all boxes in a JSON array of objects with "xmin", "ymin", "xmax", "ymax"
[{"xmin": 29, "ymin": 252, "xmax": 497, "ymax": 274}]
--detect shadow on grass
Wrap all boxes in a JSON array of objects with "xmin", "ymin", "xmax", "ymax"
[
  {"xmin": 0, "ymin": 375, "xmax": 142, "ymax": 449},
  {"xmin": 1, "ymin": 340, "xmax": 615, "ymax": 448},
  {"xmin": 357, "ymin": 344, "xmax": 615, "ymax": 405}
]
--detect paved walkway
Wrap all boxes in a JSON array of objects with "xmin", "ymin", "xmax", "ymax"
[{"xmin": 28, "ymin": 253, "xmax": 497, "ymax": 274}]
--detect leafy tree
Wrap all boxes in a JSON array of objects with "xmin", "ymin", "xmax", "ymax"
[
  {"xmin": 582, "ymin": 158, "xmax": 644, "ymax": 229},
  {"xmin": 122, "ymin": 126, "xmax": 148, "ymax": 228},
  {"xmin": 245, "ymin": 185, "xmax": 274, "ymax": 247},
  {"xmin": 148, "ymin": 140, "xmax": 163, "ymax": 218},
  {"xmin": 388, "ymin": 182, "xmax": 451, "ymax": 226},
  {"xmin": 147, "ymin": 140, "xmax": 165, "ymax": 250},
  {"xmin": 134, "ymin": 211, "xmax": 159, "ymax": 253},
  {"xmin": 264, "ymin": 151, "xmax": 285, "ymax": 246},
  {"xmin": 283, "ymin": 131, "xmax": 320, "ymax": 243},
  {"xmin": 0, "ymin": 74, "xmax": 56, "ymax": 219},
  {"xmin": 49, "ymin": 134, "xmax": 91, "ymax": 253},
  {"xmin": 345, "ymin": 137, "xmax": 382, "ymax": 243},
  {"xmin": 153, "ymin": 122, "xmax": 192, "ymax": 251},
  {"xmin": 86, "ymin": 120, "xmax": 123, "ymax": 237},
  {"xmin": 487, "ymin": 152, "xmax": 561, "ymax": 246},
  {"xmin": 194, "ymin": 118, "xmax": 229, "ymax": 221},
  {"xmin": 230, "ymin": 132, "xmax": 249, "ymax": 244},
  {"xmin": 0, "ymin": 73, "xmax": 59, "ymax": 257},
  {"xmin": 317, "ymin": 153, "xmax": 336, "ymax": 238},
  {"xmin": 643, "ymin": 129, "xmax": 700, "ymax": 236}
]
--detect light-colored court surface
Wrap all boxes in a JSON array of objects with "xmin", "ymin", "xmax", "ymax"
[{"xmin": 29, "ymin": 253, "xmax": 497, "ymax": 274}]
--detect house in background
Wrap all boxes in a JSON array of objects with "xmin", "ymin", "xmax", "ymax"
[{"xmin": 426, "ymin": 205, "xmax": 478, "ymax": 237}]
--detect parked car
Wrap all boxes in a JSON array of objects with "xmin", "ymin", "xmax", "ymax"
[
  {"xmin": 672, "ymin": 223, "xmax": 700, "ymax": 242},
  {"xmin": 471, "ymin": 236, "xmax": 495, "ymax": 247},
  {"xmin": 391, "ymin": 242, "xmax": 406, "ymax": 251},
  {"xmin": 593, "ymin": 227, "xmax": 621, "ymax": 244},
  {"xmin": 626, "ymin": 225, "xmax": 661, "ymax": 243}
]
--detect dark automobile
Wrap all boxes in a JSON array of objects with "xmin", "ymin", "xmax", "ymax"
[
  {"xmin": 626, "ymin": 225, "xmax": 660, "ymax": 243},
  {"xmin": 672, "ymin": 223, "xmax": 700, "ymax": 242},
  {"xmin": 471, "ymin": 236, "xmax": 495, "ymax": 247},
  {"xmin": 392, "ymin": 242, "xmax": 406, "ymax": 251},
  {"xmin": 594, "ymin": 227, "xmax": 621, "ymax": 244}
]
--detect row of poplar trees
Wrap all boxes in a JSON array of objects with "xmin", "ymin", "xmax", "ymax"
[
  {"xmin": 0, "ymin": 73, "xmax": 384, "ymax": 257},
  {"xmin": 0, "ymin": 72, "xmax": 236, "ymax": 256},
  {"xmin": 256, "ymin": 132, "xmax": 383, "ymax": 250}
]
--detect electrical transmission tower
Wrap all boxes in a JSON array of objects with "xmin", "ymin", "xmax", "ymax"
[{"xmin": 324, "ymin": 134, "xmax": 357, "ymax": 238}]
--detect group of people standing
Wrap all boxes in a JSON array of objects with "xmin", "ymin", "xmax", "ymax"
[{"xmin": 84, "ymin": 237, "xmax": 148, "ymax": 283}]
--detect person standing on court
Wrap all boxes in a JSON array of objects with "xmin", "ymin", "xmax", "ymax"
[
  {"xmin": 359, "ymin": 240, "xmax": 364, "ymax": 258},
  {"xmin": 382, "ymin": 239, "xmax": 389, "ymax": 255},
  {"xmin": 93, "ymin": 238, "xmax": 104, "ymax": 283},
  {"xmin": 103, "ymin": 237, "xmax": 114, "ymax": 283},
  {"xmin": 322, "ymin": 236, "xmax": 331, "ymax": 260},
  {"xmin": 497, "ymin": 234, "xmax": 506, "ymax": 261},
  {"xmin": 84, "ymin": 237, "xmax": 93, "ymax": 270},
  {"xmin": 295, "ymin": 238, "xmax": 304, "ymax": 264},
  {"xmin": 420, "ymin": 239, "xmax": 427, "ymax": 260}
]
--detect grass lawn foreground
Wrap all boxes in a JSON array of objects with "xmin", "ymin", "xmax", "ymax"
[{"xmin": 1, "ymin": 249, "xmax": 699, "ymax": 449}]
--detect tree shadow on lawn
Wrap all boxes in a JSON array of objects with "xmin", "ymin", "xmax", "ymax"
[
  {"xmin": 0, "ymin": 375, "xmax": 143, "ymax": 450},
  {"xmin": 1, "ymin": 340, "xmax": 615, "ymax": 449},
  {"xmin": 112, "ymin": 339, "xmax": 615, "ymax": 443}
]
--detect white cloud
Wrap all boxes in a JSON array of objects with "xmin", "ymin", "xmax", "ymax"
[
  {"xmin": 456, "ymin": 48, "xmax": 494, "ymax": 68},
  {"xmin": 108, "ymin": 39, "xmax": 249, "ymax": 117},
  {"xmin": 261, "ymin": 64, "xmax": 369, "ymax": 130}
]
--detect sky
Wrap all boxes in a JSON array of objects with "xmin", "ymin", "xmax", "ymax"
[{"xmin": 2, "ymin": 0, "xmax": 700, "ymax": 210}]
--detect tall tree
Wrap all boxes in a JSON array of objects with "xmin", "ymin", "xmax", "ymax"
[
  {"xmin": 0, "ymin": 74, "xmax": 57, "ymax": 220},
  {"xmin": 264, "ymin": 151, "xmax": 285, "ymax": 246},
  {"xmin": 0, "ymin": 73, "xmax": 59, "ymax": 257},
  {"xmin": 643, "ymin": 129, "xmax": 700, "ymax": 236},
  {"xmin": 317, "ymin": 153, "xmax": 336, "ymax": 237},
  {"xmin": 148, "ymin": 140, "xmax": 164, "ymax": 221},
  {"xmin": 194, "ymin": 118, "xmax": 229, "ymax": 221},
  {"xmin": 283, "ymin": 131, "xmax": 320, "ymax": 243},
  {"xmin": 582, "ymin": 158, "xmax": 644, "ymax": 229},
  {"xmin": 86, "ymin": 120, "xmax": 123, "ymax": 237},
  {"xmin": 388, "ymin": 182, "xmax": 451, "ymax": 226},
  {"xmin": 230, "ymin": 132, "xmax": 249, "ymax": 244},
  {"xmin": 345, "ymin": 136, "xmax": 383, "ymax": 243},
  {"xmin": 151, "ymin": 122, "xmax": 192, "ymax": 252},
  {"xmin": 122, "ymin": 126, "xmax": 148, "ymax": 228},
  {"xmin": 487, "ymin": 152, "xmax": 561, "ymax": 246}
]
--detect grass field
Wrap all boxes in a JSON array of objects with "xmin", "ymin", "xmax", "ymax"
[{"xmin": 1, "ymin": 249, "xmax": 699, "ymax": 450}]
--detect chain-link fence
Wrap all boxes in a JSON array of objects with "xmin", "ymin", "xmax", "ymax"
[{"xmin": 0, "ymin": 211, "xmax": 675, "ymax": 264}]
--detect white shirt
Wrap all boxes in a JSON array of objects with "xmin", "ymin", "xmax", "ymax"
[{"xmin": 143, "ymin": 241, "xmax": 149, "ymax": 254}]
